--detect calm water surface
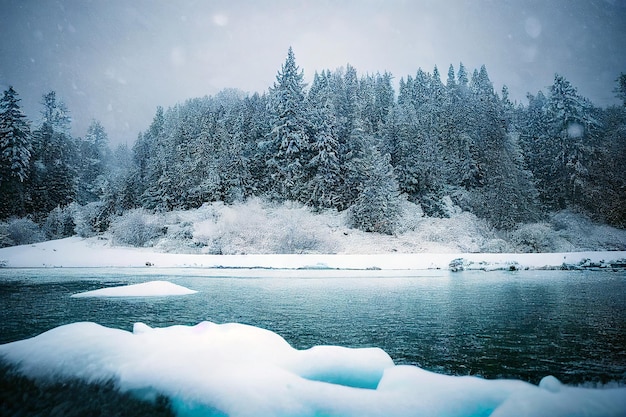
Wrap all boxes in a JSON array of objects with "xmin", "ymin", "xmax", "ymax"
[{"xmin": 1, "ymin": 268, "xmax": 625, "ymax": 385}]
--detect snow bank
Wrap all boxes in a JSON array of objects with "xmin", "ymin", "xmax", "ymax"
[
  {"xmin": 70, "ymin": 281, "xmax": 197, "ymax": 298},
  {"xmin": 1, "ymin": 322, "xmax": 624, "ymax": 417},
  {"xmin": 1, "ymin": 236, "xmax": 625, "ymax": 270}
]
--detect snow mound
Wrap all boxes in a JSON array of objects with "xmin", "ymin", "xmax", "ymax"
[
  {"xmin": 71, "ymin": 281, "xmax": 197, "ymax": 297},
  {"xmin": 1, "ymin": 322, "xmax": 624, "ymax": 417}
]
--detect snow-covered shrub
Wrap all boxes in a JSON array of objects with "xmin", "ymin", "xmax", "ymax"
[
  {"xmin": 406, "ymin": 211, "xmax": 495, "ymax": 253},
  {"xmin": 480, "ymin": 238, "xmax": 512, "ymax": 253},
  {"xmin": 348, "ymin": 190, "xmax": 404, "ymax": 235},
  {"xmin": 0, "ymin": 223, "xmax": 9, "ymax": 248},
  {"xmin": 109, "ymin": 208, "xmax": 164, "ymax": 247},
  {"xmin": 153, "ymin": 221, "xmax": 198, "ymax": 253},
  {"xmin": 194, "ymin": 199, "xmax": 338, "ymax": 254},
  {"xmin": 273, "ymin": 202, "xmax": 338, "ymax": 254},
  {"xmin": 0, "ymin": 217, "xmax": 45, "ymax": 248},
  {"xmin": 395, "ymin": 200, "xmax": 423, "ymax": 233},
  {"xmin": 72, "ymin": 202, "xmax": 109, "ymax": 238},
  {"xmin": 550, "ymin": 211, "xmax": 626, "ymax": 251},
  {"xmin": 43, "ymin": 206, "xmax": 75, "ymax": 240},
  {"xmin": 193, "ymin": 199, "xmax": 270, "ymax": 254},
  {"xmin": 507, "ymin": 223, "xmax": 560, "ymax": 253}
]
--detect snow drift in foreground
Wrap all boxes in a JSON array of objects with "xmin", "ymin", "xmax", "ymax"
[
  {"xmin": 71, "ymin": 281, "xmax": 197, "ymax": 298},
  {"xmin": 1, "ymin": 322, "xmax": 625, "ymax": 417}
]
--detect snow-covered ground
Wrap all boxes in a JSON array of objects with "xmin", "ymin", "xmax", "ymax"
[
  {"xmin": 1, "ymin": 320, "xmax": 625, "ymax": 417},
  {"xmin": 1, "ymin": 199, "xmax": 626, "ymax": 270},
  {"xmin": 1, "ymin": 233, "xmax": 625, "ymax": 271}
]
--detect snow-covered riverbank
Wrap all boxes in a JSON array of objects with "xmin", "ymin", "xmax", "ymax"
[{"xmin": 1, "ymin": 235, "xmax": 625, "ymax": 271}]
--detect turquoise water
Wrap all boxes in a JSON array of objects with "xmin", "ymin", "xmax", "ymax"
[{"xmin": 1, "ymin": 268, "xmax": 625, "ymax": 385}]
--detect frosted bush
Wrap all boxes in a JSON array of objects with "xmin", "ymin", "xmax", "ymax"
[
  {"xmin": 407, "ymin": 211, "xmax": 495, "ymax": 253},
  {"xmin": 193, "ymin": 198, "xmax": 338, "ymax": 254},
  {"xmin": 0, "ymin": 218, "xmax": 45, "ymax": 248},
  {"xmin": 550, "ymin": 210, "xmax": 626, "ymax": 251},
  {"xmin": 273, "ymin": 203, "xmax": 338, "ymax": 254},
  {"xmin": 43, "ymin": 206, "xmax": 75, "ymax": 240},
  {"xmin": 72, "ymin": 202, "xmax": 109, "ymax": 238},
  {"xmin": 109, "ymin": 209, "xmax": 164, "ymax": 247},
  {"xmin": 507, "ymin": 223, "xmax": 560, "ymax": 253},
  {"xmin": 395, "ymin": 200, "xmax": 424, "ymax": 233}
]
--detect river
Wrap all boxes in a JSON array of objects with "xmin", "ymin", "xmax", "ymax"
[{"xmin": 1, "ymin": 268, "xmax": 625, "ymax": 386}]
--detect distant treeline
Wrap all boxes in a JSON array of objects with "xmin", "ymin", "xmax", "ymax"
[{"xmin": 1, "ymin": 47, "xmax": 625, "ymax": 238}]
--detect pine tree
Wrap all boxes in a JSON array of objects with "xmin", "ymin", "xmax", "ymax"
[
  {"xmin": 545, "ymin": 74, "xmax": 599, "ymax": 208},
  {"xmin": 76, "ymin": 119, "xmax": 110, "ymax": 204},
  {"xmin": 27, "ymin": 91, "xmax": 77, "ymax": 217},
  {"xmin": 348, "ymin": 148, "xmax": 403, "ymax": 235},
  {"xmin": 0, "ymin": 86, "xmax": 32, "ymax": 218},
  {"xmin": 0, "ymin": 87, "xmax": 32, "ymax": 183},
  {"xmin": 457, "ymin": 62, "xmax": 469, "ymax": 88},
  {"xmin": 614, "ymin": 73, "xmax": 626, "ymax": 107},
  {"xmin": 308, "ymin": 70, "xmax": 343, "ymax": 209},
  {"xmin": 266, "ymin": 47, "xmax": 311, "ymax": 201},
  {"xmin": 465, "ymin": 66, "xmax": 540, "ymax": 228}
]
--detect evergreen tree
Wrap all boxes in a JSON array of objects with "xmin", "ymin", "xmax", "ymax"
[
  {"xmin": 27, "ymin": 91, "xmax": 77, "ymax": 217},
  {"xmin": 308, "ymin": 70, "xmax": 343, "ymax": 209},
  {"xmin": 266, "ymin": 47, "xmax": 311, "ymax": 201},
  {"xmin": 614, "ymin": 73, "xmax": 626, "ymax": 107},
  {"xmin": 457, "ymin": 62, "xmax": 469, "ymax": 88},
  {"xmin": 76, "ymin": 119, "xmax": 110, "ymax": 204},
  {"xmin": 348, "ymin": 148, "xmax": 403, "ymax": 235},
  {"xmin": 518, "ymin": 91, "xmax": 551, "ymax": 203},
  {"xmin": 584, "ymin": 105, "xmax": 626, "ymax": 226},
  {"xmin": 545, "ymin": 74, "xmax": 599, "ymax": 208},
  {"xmin": 0, "ymin": 86, "xmax": 32, "ymax": 218},
  {"xmin": 446, "ymin": 64, "xmax": 456, "ymax": 89},
  {"xmin": 0, "ymin": 87, "xmax": 32, "ymax": 183},
  {"xmin": 465, "ymin": 66, "xmax": 540, "ymax": 228}
]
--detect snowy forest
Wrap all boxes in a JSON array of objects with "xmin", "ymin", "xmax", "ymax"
[{"xmin": 1, "ymin": 48, "xmax": 626, "ymax": 247}]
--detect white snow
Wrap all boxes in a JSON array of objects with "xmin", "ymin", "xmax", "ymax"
[
  {"xmin": 70, "ymin": 280, "xmax": 197, "ymax": 298},
  {"xmin": 1, "ymin": 321, "xmax": 624, "ymax": 417},
  {"xmin": 2, "ymin": 200, "xmax": 625, "ymax": 270},
  {"xmin": 0, "ymin": 235, "xmax": 625, "ymax": 270}
]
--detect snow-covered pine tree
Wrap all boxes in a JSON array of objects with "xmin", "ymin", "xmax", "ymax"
[
  {"xmin": 0, "ymin": 86, "xmax": 32, "ymax": 218},
  {"xmin": 387, "ymin": 100, "xmax": 445, "ymax": 216},
  {"xmin": 348, "ymin": 147, "xmax": 403, "ymax": 235},
  {"xmin": 138, "ymin": 106, "xmax": 171, "ymax": 210},
  {"xmin": 457, "ymin": 62, "xmax": 469, "ymax": 89},
  {"xmin": 465, "ymin": 66, "xmax": 540, "ymax": 229},
  {"xmin": 545, "ymin": 74, "xmax": 600, "ymax": 208},
  {"xmin": 28, "ymin": 91, "xmax": 77, "ymax": 217},
  {"xmin": 307, "ymin": 70, "xmax": 343, "ymax": 209},
  {"xmin": 76, "ymin": 119, "xmax": 110, "ymax": 204},
  {"xmin": 518, "ymin": 90, "xmax": 552, "ymax": 204},
  {"xmin": 614, "ymin": 73, "xmax": 626, "ymax": 107},
  {"xmin": 266, "ymin": 47, "xmax": 311, "ymax": 202},
  {"xmin": 372, "ymin": 72, "xmax": 395, "ymax": 134},
  {"xmin": 0, "ymin": 86, "xmax": 32, "ymax": 183},
  {"xmin": 333, "ymin": 64, "xmax": 360, "ymax": 144}
]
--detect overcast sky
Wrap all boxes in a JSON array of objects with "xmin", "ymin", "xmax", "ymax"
[{"xmin": 1, "ymin": 0, "xmax": 625, "ymax": 145}]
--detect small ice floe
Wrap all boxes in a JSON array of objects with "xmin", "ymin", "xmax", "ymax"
[{"xmin": 71, "ymin": 280, "xmax": 197, "ymax": 298}]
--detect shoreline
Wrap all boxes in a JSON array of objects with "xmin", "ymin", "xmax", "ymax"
[{"xmin": 1, "ymin": 236, "xmax": 625, "ymax": 271}]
